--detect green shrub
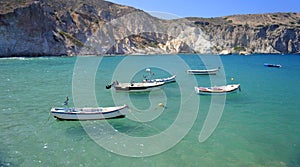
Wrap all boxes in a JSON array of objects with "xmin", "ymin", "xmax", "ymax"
[
  {"xmin": 234, "ymin": 46, "xmax": 245, "ymax": 51},
  {"xmin": 59, "ymin": 31, "xmax": 84, "ymax": 47}
]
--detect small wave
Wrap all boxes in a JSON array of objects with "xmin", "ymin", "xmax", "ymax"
[{"xmin": 0, "ymin": 56, "xmax": 55, "ymax": 61}]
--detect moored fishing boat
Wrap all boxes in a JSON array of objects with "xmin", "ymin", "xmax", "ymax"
[
  {"xmin": 264, "ymin": 63, "xmax": 282, "ymax": 68},
  {"xmin": 143, "ymin": 75, "xmax": 176, "ymax": 83},
  {"xmin": 194, "ymin": 84, "xmax": 241, "ymax": 95},
  {"xmin": 51, "ymin": 105, "xmax": 128, "ymax": 120},
  {"xmin": 187, "ymin": 67, "xmax": 220, "ymax": 75},
  {"xmin": 106, "ymin": 81, "xmax": 165, "ymax": 92},
  {"xmin": 142, "ymin": 68, "xmax": 176, "ymax": 83}
]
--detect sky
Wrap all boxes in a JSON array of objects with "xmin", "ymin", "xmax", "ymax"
[{"xmin": 108, "ymin": 0, "xmax": 300, "ymax": 18}]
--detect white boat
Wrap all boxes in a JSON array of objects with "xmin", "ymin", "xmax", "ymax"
[
  {"xmin": 143, "ymin": 75, "xmax": 176, "ymax": 83},
  {"xmin": 264, "ymin": 63, "xmax": 282, "ymax": 68},
  {"xmin": 187, "ymin": 67, "xmax": 220, "ymax": 75},
  {"xmin": 142, "ymin": 68, "xmax": 176, "ymax": 83},
  {"xmin": 194, "ymin": 84, "xmax": 241, "ymax": 95},
  {"xmin": 51, "ymin": 105, "xmax": 128, "ymax": 120},
  {"xmin": 107, "ymin": 81, "xmax": 165, "ymax": 92}
]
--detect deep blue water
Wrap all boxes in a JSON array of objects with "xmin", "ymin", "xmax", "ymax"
[{"xmin": 0, "ymin": 54, "xmax": 300, "ymax": 166}]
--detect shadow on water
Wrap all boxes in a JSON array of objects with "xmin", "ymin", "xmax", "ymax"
[
  {"xmin": 83, "ymin": 118, "xmax": 166, "ymax": 137},
  {"xmin": 63, "ymin": 118, "xmax": 156, "ymax": 140},
  {"xmin": 108, "ymin": 120, "xmax": 158, "ymax": 136},
  {"xmin": 65, "ymin": 125, "xmax": 90, "ymax": 142}
]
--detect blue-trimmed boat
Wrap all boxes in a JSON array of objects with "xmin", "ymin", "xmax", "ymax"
[
  {"xmin": 143, "ymin": 75, "xmax": 176, "ymax": 83},
  {"xmin": 187, "ymin": 67, "xmax": 220, "ymax": 75},
  {"xmin": 264, "ymin": 63, "xmax": 282, "ymax": 68},
  {"xmin": 142, "ymin": 68, "xmax": 176, "ymax": 83},
  {"xmin": 51, "ymin": 105, "xmax": 128, "ymax": 120}
]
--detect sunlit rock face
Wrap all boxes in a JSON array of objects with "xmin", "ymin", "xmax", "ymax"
[{"xmin": 0, "ymin": 0, "xmax": 299, "ymax": 57}]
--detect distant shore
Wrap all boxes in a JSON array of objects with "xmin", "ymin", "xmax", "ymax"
[
  {"xmin": 1, "ymin": 1, "xmax": 299, "ymax": 58},
  {"xmin": 1, "ymin": 53, "xmax": 299, "ymax": 59}
]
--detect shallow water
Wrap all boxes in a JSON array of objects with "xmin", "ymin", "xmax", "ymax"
[{"xmin": 0, "ymin": 54, "xmax": 300, "ymax": 166}]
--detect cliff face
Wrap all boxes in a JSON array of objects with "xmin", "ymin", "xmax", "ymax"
[
  {"xmin": 0, "ymin": 0, "xmax": 299, "ymax": 57},
  {"xmin": 189, "ymin": 13, "xmax": 300, "ymax": 54},
  {"xmin": 0, "ymin": 1, "xmax": 66, "ymax": 56}
]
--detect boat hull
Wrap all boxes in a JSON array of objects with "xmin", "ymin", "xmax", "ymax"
[
  {"xmin": 144, "ymin": 75, "xmax": 176, "ymax": 83},
  {"xmin": 187, "ymin": 68, "xmax": 220, "ymax": 75},
  {"xmin": 195, "ymin": 84, "xmax": 240, "ymax": 95},
  {"xmin": 51, "ymin": 105, "xmax": 127, "ymax": 121},
  {"xmin": 114, "ymin": 82, "xmax": 164, "ymax": 92},
  {"xmin": 264, "ymin": 63, "xmax": 282, "ymax": 68}
]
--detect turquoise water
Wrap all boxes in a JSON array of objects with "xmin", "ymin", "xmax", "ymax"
[{"xmin": 1, "ymin": 54, "xmax": 300, "ymax": 166}]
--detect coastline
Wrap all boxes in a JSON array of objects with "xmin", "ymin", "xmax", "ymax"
[
  {"xmin": 1, "ymin": 53, "xmax": 299, "ymax": 59},
  {"xmin": 0, "ymin": 1, "xmax": 299, "ymax": 58}
]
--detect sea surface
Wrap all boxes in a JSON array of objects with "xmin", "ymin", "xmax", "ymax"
[{"xmin": 0, "ymin": 54, "xmax": 300, "ymax": 167}]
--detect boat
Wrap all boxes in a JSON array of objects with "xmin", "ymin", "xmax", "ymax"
[
  {"xmin": 143, "ymin": 75, "xmax": 176, "ymax": 83},
  {"xmin": 51, "ymin": 105, "xmax": 128, "ymax": 121},
  {"xmin": 187, "ymin": 67, "xmax": 220, "ymax": 75},
  {"xmin": 142, "ymin": 68, "xmax": 176, "ymax": 83},
  {"xmin": 194, "ymin": 84, "xmax": 241, "ymax": 95},
  {"xmin": 264, "ymin": 63, "xmax": 282, "ymax": 68},
  {"xmin": 106, "ymin": 81, "xmax": 165, "ymax": 92}
]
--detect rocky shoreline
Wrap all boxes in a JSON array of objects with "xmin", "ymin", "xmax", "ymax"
[{"xmin": 0, "ymin": 0, "xmax": 299, "ymax": 57}]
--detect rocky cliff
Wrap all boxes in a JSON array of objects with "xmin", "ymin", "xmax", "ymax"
[
  {"xmin": 189, "ymin": 13, "xmax": 300, "ymax": 54},
  {"xmin": 0, "ymin": 0, "xmax": 299, "ymax": 57}
]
